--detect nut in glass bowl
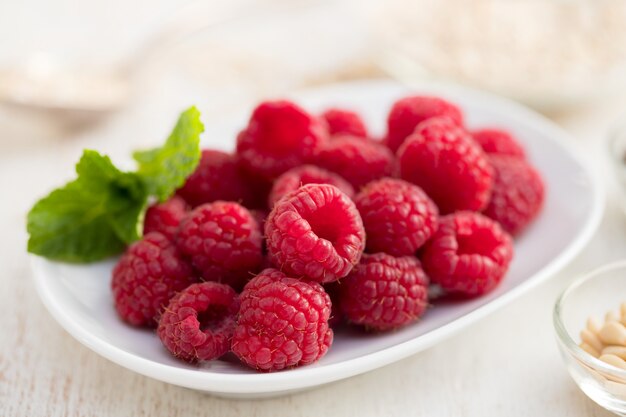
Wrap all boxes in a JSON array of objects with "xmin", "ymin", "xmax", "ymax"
[{"xmin": 554, "ymin": 261, "xmax": 626, "ymax": 416}]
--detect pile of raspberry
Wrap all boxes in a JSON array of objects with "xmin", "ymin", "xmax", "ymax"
[{"xmin": 111, "ymin": 97, "xmax": 545, "ymax": 372}]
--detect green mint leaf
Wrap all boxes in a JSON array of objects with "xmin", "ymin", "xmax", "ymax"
[
  {"xmin": 27, "ymin": 150, "xmax": 148, "ymax": 262},
  {"xmin": 27, "ymin": 105, "xmax": 202, "ymax": 263},
  {"xmin": 133, "ymin": 106, "xmax": 204, "ymax": 202},
  {"xmin": 106, "ymin": 172, "xmax": 148, "ymax": 244}
]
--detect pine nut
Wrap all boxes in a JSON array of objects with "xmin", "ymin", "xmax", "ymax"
[
  {"xmin": 599, "ymin": 322, "xmax": 626, "ymax": 346},
  {"xmin": 607, "ymin": 310, "xmax": 620, "ymax": 322},
  {"xmin": 580, "ymin": 342, "xmax": 600, "ymax": 358},
  {"xmin": 600, "ymin": 354, "xmax": 626, "ymax": 370},
  {"xmin": 587, "ymin": 317, "xmax": 602, "ymax": 334},
  {"xmin": 581, "ymin": 328, "xmax": 604, "ymax": 352},
  {"xmin": 603, "ymin": 346, "xmax": 626, "ymax": 360}
]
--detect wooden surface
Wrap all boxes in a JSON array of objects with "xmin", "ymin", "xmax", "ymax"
[{"xmin": 2, "ymin": 1, "xmax": 626, "ymax": 415}]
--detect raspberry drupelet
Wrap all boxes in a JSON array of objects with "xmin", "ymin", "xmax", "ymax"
[
  {"xmin": 231, "ymin": 269, "xmax": 333, "ymax": 371},
  {"xmin": 339, "ymin": 253, "xmax": 429, "ymax": 331},
  {"xmin": 265, "ymin": 184, "xmax": 365, "ymax": 283},
  {"xmin": 158, "ymin": 282, "xmax": 240, "ymax": 362},
  {"xmin": 111, "ymin": 232, "xmax": 197, "ymax": 327}
]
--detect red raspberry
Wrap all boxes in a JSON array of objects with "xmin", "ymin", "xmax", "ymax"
[
  {"xmin": 386, "ymin": 95, "xmax": 464, "ymax": 152},
  {"xmin": 339, "ymin": 253, "xmax": 429, "ymax": 331},
  {"xmin": 177, "ymin": 150, "xmax": 255, "ymax": 208},
  {"xmin": 111, "ymin": 232, "xmax": 197, "ymax": 327},
  {"xmin": 236, "ymin": 100, "xmax": 327, "ymax": 181},
  {"xmin": 421, "ymin": 211, "xmax": 513, "ymax": 296},
  {"xmin": 314, "ymin": 135, "xmax": 395, "ymax": 190},
  {"xmin": 265, "ymin": 184, "xmax": 365, "ymax": 283},
  {"xmin": 471, "ymin": 128, "xmax": 526, "ymax": 158},
  {"xmin": 176, "ymin": 201, "xmax": 263, "ymax": 290},
  {"xmin": 231, "ymin": 269, "xmax": 333, "ymax": 371},
  {"xmin": 397, "ymin": 117, "xmax": 494, "ymax": 214},
  {"xmin": 268, "ymin": 164, "xmax": 355, "ymax": 207},
  {"xmin": 483, "ymin": 155, "xmax": 545, "ymax": 236},
  {"xmin": 157, "ymin": 282, "xmax": 239, "ymax": 363},
  {"xmin": 320, "ymin": 108, "xmax": 368, "ymax": 138},
  {"xmin": 355, "ymin": 178, "xmax": 439, "ymax": 256},
  {"xmin": 143, "ymin": 196, "xmax": 188, "ymax": 240}
]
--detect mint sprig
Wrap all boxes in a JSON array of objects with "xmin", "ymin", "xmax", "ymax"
[
  {"xmin": 27, "ymin": 106, "xmax": 203, "ymax": 263},
  {"xmin": 134, "ymin": 106, "xmax": 204, "ymax": 202}
]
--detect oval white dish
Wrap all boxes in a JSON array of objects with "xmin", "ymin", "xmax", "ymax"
[{"xmin": 32, "ymin": 80, "xmax": 604, "ymax": 398}]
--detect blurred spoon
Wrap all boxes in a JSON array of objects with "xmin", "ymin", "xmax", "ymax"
[{"xmin": 0, "ymin": 0, "xmax": 321, "ymax": 126}]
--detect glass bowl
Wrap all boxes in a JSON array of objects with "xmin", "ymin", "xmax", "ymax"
[{"xmin": 554, "ymin": 261, "xmax": 626, "ymax": 416}]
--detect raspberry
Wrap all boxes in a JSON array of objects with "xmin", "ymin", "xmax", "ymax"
[
  {"xmin": 176, "ymin": 201, "xmax": 263, "ymax": 290},
  {"xmin": 320, "ymin": 108, "xmax": 367, "ymax": 138},
  {"xmin": 397, "ymin": 117, "xmax": 494, "ymax": 214},
  {"xmin": 265, "ymin": 184, "xmax": 365, "ymax": 283},
  {"xmin": 483, "ymin": 155, "xmax": 545, "ymax": 236},
  {"xmin": 111, "ymin": 232, "xmax": 197, "ymax": 327},
  {"xmin": 355, "ymin": 178, "xmax": 438, "ymax": 256},
  {"xmin": 314, "ymin": 135, "xmax": 394, "ymax": 190},
  {"xmin": 385, "ymin": 95, "xmax": 463, "ymax": 152},
  {"xmin": 421, "ymin": 211, "xmax": 513, "ymax": 296},
  {"xmin": 143, "ymin": 196, "xmax": 188, "ymax": 239},
  {"xmin": 339, "ymin": 253, "xmax": 429, "ymax": 331},
  {"xmin": 157, "ymin": 282, "xmax": 239, "ymax": 363},
  {"xmin": 231, "ymin": 269, "xmax": 333, "ymax": 371},
  {"xmin": 268, "ymin": 165, "xmax": 355, "ymax": 207},
  {"xmin": 177, "ymin": 150, "xmax": 255, "ymax": 208},
  {"xmin": 236, "ymin": 100, "xmax": 327, "ymax": 181},
  {"xmin": 471, "ymin": 128, "xmax": 526, "ymax": 158}
]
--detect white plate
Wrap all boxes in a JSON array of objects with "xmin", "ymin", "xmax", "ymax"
[{"xmin": 31, "ymin": 80, "xmax": 604, "ymax": 398}]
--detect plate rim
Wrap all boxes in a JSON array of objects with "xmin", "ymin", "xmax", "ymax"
[{"xmin": 31, "ymin": 79, "xmax": 605, "ymax": 394}]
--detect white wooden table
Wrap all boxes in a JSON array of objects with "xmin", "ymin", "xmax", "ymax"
[{"xmin": 2, "ymin": 1, "xmax": 626, "ymax": 415}]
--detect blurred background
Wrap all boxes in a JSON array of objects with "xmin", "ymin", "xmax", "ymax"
[
  {"xmin": 6, "ymin": 0, "xmax": 626, "ymax": 238},
  {"xmin": 3, "ymin": 0, "xmax": 626, "ymax": 149}
]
